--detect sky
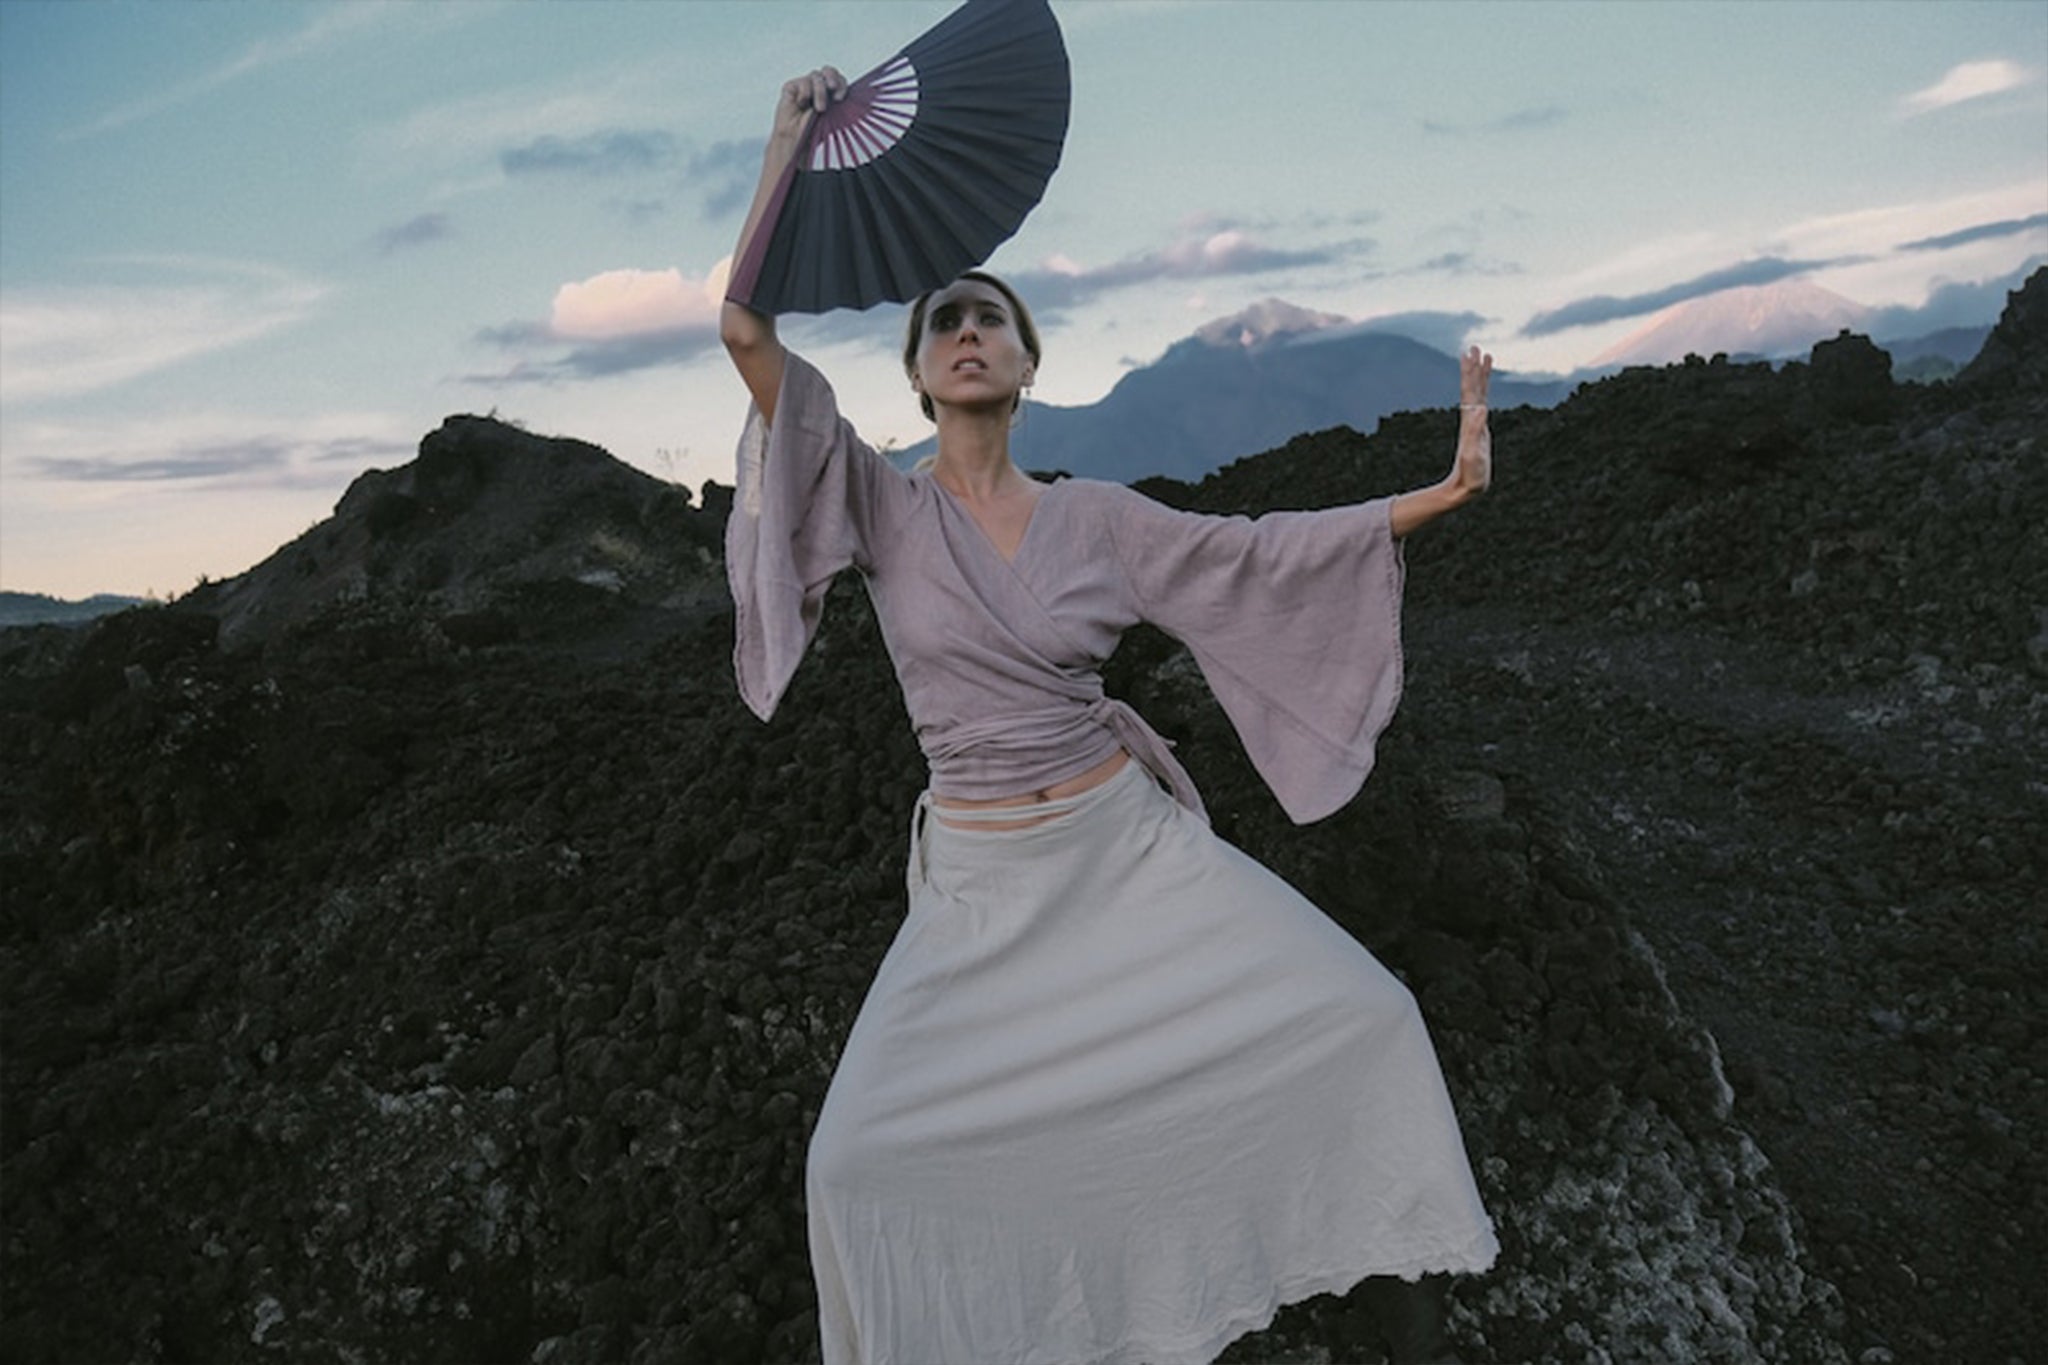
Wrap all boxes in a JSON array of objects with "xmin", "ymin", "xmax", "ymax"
[{"xmin": 2, "ymin": 0, "xmax": 2044, "ymax": 601}]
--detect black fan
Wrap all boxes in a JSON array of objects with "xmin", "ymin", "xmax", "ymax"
[{"xmin": 726, "ymin": 0, "xmax": 1070, "ymax": 315}]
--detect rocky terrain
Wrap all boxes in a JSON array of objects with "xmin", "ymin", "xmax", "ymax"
[{"xmin": 2, "ymin": 270, "xmax": 2041, "ymax": 1364}]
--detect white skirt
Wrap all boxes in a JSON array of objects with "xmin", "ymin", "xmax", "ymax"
[{"xmin": 808, "ymin": 761, "xmax": 1498, "ymax": 1365}]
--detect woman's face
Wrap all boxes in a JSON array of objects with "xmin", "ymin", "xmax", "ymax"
[{"xmin": 912, "ymin": 279, "xmax": 1035, "ymax": 416}]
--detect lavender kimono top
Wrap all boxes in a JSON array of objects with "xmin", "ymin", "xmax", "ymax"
[{"xmin": 726, "ymin": 353, "xmax": 1406, "ymax": 825}]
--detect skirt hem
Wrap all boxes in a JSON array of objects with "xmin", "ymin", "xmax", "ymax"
[{"xmin": 1069, "ymin": 1224, "xmax": 1501, "ymax": 1365}]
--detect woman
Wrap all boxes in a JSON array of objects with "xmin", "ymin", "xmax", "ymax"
[{"xmin": 723, "ymin": 68, "xmax": 1499, "ymax": 1365}]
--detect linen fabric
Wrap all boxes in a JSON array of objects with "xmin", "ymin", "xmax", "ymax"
[
  {"xmin": 810, "ymin": 763, "xmax": 1499, "ymax": 1365},
  {"xmin": 725, "ymin": 352, "xmax": 1498, "ymax": 1364},
  {"xmin": 726, "ymin": 353, "xmax": 1407, "ymax": 825}
]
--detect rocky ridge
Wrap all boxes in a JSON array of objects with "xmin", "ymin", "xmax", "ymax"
[
  {"xmin": 186, "ymin": 413, "xmax": 731, "ymax": 650},
  {"xmin": 1, "ymin": 270, "xmax": 2041, "ymax": 1364}
]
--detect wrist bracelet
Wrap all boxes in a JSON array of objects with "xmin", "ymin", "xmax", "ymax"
[{"xmin": 1459, "ymin": 402, "xmax": 1488, "ymax": 412}]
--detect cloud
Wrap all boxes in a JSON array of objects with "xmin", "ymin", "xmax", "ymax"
[
  {"xmin": 549, "ymin": 265, "xmax": 726, "ymax": 339},
  {"xmin": 500, "ymin": 129, "xmax": 679, "ymax": 178},
  {"xmin": 1409, "ymin": 251, "xmax": 1523, "ymax": 280},
  {"xmin": 468, "ymin": 333, "xmax": 724, "ymax": 387},
  {"xmin": 374, "ymin": 213, "xmax": 453, "ymax": 255},
  {"xmin": 10, "ymin": 411, "xmax": 415, "ymax": 487},
  {"xmin": 1423, "ymin": 105, "xmax": 1570, "ymax": 136},
  {"xmin": 1523, "ymin": 256, "xmax": 1840, "ymax": 337},
  {"xmin": 1338, "ymin": 311, "xmax": 1491, "ymax": 356},
  {"xmin": 1898, "ymin": 212, "xmax": 2048, "ymax": 254},
  {"xmin": 0, "ymin": 262, "xmax": 327, "ymax": 403},
  {"xmin": 68, "ymin": 5, "xmax": 470, "ymax": 140},
  {"xmin": 689, "ymin": 138, "xmax": 768, "ymax": 219},
  {"xmin": 1010, "ymin": 225, "xmax": 1375, "ymax": 313},
  {"xmin": 372, "ymin": 86, "xmax": 638, "ymax": 170},
  {"xmin": 1900, "ymin": 59, "xmax": 2032, "ymax": 116},
  {"xmin": 467, "ymin": 263, "xmax": 732, "ymax": 385},
  {"xmin": 1865, "ymin": 256, "xmax": 2048, "ymax": 338}
]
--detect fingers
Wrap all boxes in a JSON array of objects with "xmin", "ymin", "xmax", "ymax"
[
  {"xmin": 1460, "ymin": 345, "xmax": 1494, "ymax": 404},
  {"xmin": 782, "ymin": 66, "xmax": 849, "ymax": 113}
]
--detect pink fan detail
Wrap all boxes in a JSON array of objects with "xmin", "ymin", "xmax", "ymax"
[
  {"xmin": 809, "ymin": 58, "xmax": 920, "ymax": 171},
  {"xmin": 726, "ymin": 0, "xmax": 1069, "ymax": 316}
]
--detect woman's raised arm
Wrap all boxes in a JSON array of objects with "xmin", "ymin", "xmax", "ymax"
[
  {"xmin": 1390, "ymin": 345, "xmax": 1493, "ymax": 537},
  {"xmin": 721, "ymin": 66, "xmax": 848, "ymax": 425}
]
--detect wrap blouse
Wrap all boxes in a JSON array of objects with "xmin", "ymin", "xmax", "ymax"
[{"xmin": 726, "ymin": 353, "xmax": 1407, "ymax": 825}]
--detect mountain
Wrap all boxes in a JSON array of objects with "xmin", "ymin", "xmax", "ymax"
[
  {"xmin": 1593, "ymin": 280, "xmax": 1873, "ymax": 367},
  {"xmin": 181, "ymin": 414, "xmax": 728, "ymax": 648},
  {"xmin": 1885, "ymin": 324, "xmax": 1994, "ymax": 382},
  {"xmin": 0, "ymin": 591, "xmax": 147, "ymax": 628},
  {"xmin": 903, "ymin": 299, "xmax": 1573, "ymax": 483}
]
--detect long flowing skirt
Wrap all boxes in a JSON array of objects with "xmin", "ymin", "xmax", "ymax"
[{"xmin": 808, "ymin": 761, "xmax": 1498, "ymax": 1365}]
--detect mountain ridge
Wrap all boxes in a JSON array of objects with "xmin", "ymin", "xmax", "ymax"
[
  {"xmin": 1593, "ymin": 279, "xmax": 1873, "ymax": 367},
  {"xmin": 900, "ymin": 282, "xmax": 2002, "ymax": 483}
]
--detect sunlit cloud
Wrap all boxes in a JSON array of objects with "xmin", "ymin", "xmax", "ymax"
[
  {"xmin": 1900, "ymin": 59, "xmax": 2032, "ymax": 116},
  {"xmin": 549, "ymin": 265, "xmax": 727, "ymax": 339},
  {"xmin": 465, "ymin": 261, "xmax": 733, "ymax": 385},
  {"xmin": 0, "ymin": 264, "xmax": 328, "ymax": 403}
]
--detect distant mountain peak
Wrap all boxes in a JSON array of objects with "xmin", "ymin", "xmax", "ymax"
[
  {"xmin": 1194, "ymin": 298, "xmax": 1350, "ymax": 349},
  {"xmin": 1594, "ymin": 279, "xmax": 1872, "ymax": 367}
]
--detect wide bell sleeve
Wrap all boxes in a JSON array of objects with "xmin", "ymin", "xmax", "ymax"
[
  {"xmin": 725, "ymin": 352, "xmax": 910, "ymax": 720},
  {"xmin": 1101, "ymin": 485, "xmax": 1406, "ymax": 825}
]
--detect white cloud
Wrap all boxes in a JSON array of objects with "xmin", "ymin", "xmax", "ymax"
[
  {"xmin": 0, "ymin": 267, "xmax": 327, "ymax": 404},
  {"xmin": 1768, "ymin": 181, "xmax": 2048, "ymax": 262},
  {"xmin": 548, "ymin": 263, "xmax": 728, "ymax": 340},
  {"xmin": 68, "ymin": 4, "xmax": 474, "ymax": 139},
  {"xmin": 1900, "ymin": 59, "xmax": 2032, "ymax": 116}
]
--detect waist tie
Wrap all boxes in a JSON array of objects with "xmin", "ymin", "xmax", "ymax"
[
  {"xmin": 921, "ymin": 698, "xmax": 1209, "ymax": 825},
  {"xmin": 1087, "ymin": 697, "xmax": 1208, "ymax": 823}
]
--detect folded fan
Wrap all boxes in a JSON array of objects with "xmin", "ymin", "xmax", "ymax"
[{"xmin": 727, "ymin": 0, "xmax": 1070, "ymax": 316}]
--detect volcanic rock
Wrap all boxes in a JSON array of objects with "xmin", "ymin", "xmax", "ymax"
[{"xmin": 1, "ymin": 268, "xmax": 2040, "ymax": 1365}]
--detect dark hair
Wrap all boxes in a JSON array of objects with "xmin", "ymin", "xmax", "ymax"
[{"xmin": 902, "ymin": 271, "xmax": 1042, "ymax": 421}]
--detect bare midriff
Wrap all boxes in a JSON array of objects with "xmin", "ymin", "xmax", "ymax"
[{"xmin": 930, "ymin": 749, "xmax": 1131, "ymax": 830}]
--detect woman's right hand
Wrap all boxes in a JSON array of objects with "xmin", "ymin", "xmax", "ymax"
[
  {"xmin": 771, "ymin": 67, "xmax": 848, "ymax": 149},
  {"xmin": 724, "ymin": 68, "xmax": 848, "ymax": 414}
]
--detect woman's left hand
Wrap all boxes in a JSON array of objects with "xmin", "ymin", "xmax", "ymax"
[
  {"xmin": 1453, "ymin": 345, "xmax": 1493, "ymax": 497},
  {"xmin": 1389, "ymin": 345, "xmax": 1495, "ymax": 536}
]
